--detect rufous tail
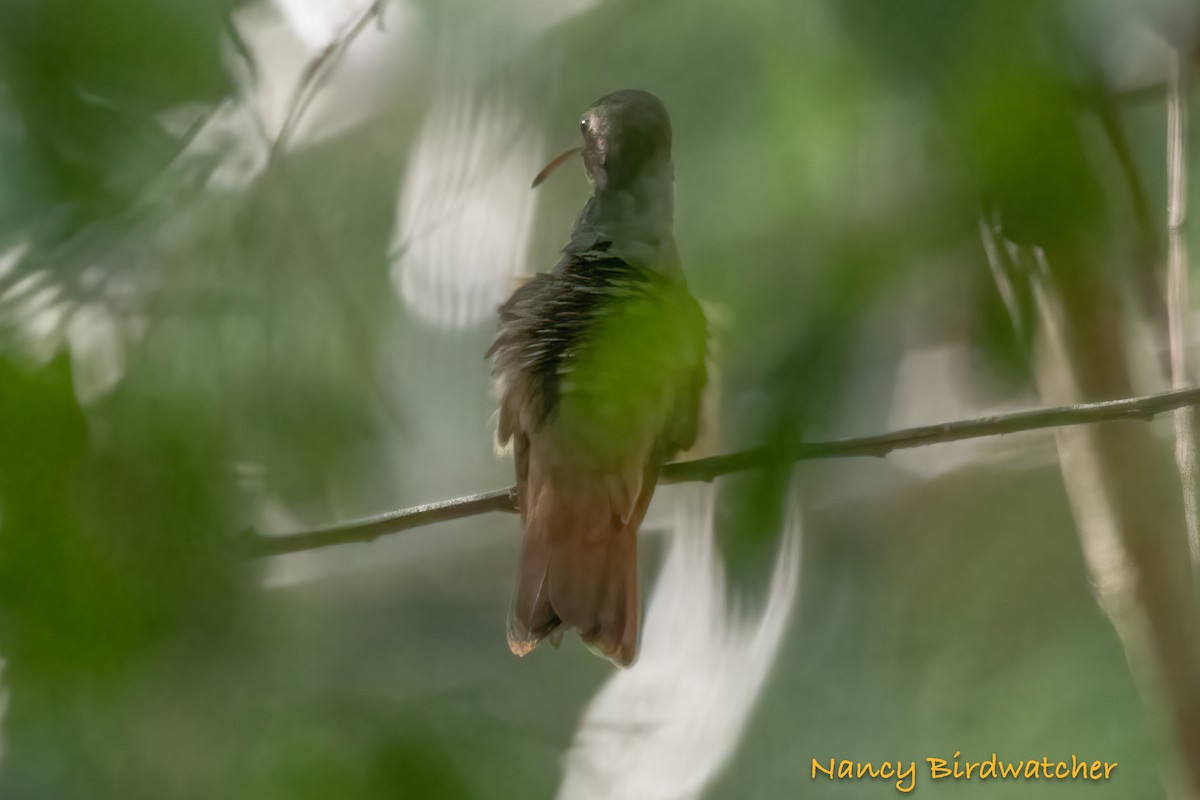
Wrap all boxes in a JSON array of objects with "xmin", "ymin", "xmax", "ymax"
[{"xmin": 507, "ymin": 448, "xmax": 656, "ymax": 667}]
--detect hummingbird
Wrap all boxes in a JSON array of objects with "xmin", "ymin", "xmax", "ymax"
[{"xmin": 488, "ymin": 90, "xmax": 707, "ymax": 666}]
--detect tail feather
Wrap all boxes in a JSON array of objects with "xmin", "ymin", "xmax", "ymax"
[{"xmin": 508, "ymin": 455, "xmax": 657, "ymax": 667}]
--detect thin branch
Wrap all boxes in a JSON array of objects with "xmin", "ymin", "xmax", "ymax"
[
  {"xmin": 244, "ymin": 487, "xmax": 516, "ymax": 559},
  {"xmin": 269, "ymin": 0, "xmax": 385, "ymax": 161},
  {"xmin": 1168, "ymin": 55, "xmax": 1190, "ymax": 390},
  {"xmin": 245, "ymin": 0, "xmax": 401, "ymax": 426},
  {"xmin": 244, "ymin": 384, "xmax": 1200, "ymax": 558},
  {"xmin": 1165, "ymin": 49, "xmax": 1200, "ymax": 577}
]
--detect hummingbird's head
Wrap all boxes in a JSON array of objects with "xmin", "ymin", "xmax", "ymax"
[
  {"xmin": 579, "ymin": 90, "xmax": 672, "ymax": 193},
  {"xmin": 532, "ymin": 90, "xmax": 673, "ymax": 194},
  {"xmin": 536, "ymin": 90, "xmax": 679, "ymax": 266}
]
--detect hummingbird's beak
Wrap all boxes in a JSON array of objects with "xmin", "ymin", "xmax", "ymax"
[{"xmin": 531, "ymin": 147, "xmax": 582, "ymax": 188}]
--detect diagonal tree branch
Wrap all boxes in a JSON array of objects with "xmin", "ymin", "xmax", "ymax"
[{"xmin": 243, "ymin": 384, "xmax": 1200, "ymax": 558}]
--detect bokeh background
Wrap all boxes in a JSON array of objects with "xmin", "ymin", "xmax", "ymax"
[{"xmin": 0, "ymin": 0, "xmax": 1198, "ymax": 797}]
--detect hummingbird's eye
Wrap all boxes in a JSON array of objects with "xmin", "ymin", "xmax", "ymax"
[{"xmin": 580, "ymin": 117, "xmax": 588, "ymax": 135}]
